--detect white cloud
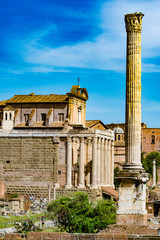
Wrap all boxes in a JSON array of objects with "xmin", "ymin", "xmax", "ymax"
[{"xmin": 21, "ymin": 0, "xmax": 160, "ymax": 73}]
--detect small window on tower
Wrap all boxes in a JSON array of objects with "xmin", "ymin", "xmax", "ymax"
[
  {"xmin": 9, "ymin": 113, "xmax": 12, "ymax": 120},
  {"xmin": 151, "ymin": 135, "xmax": 155, "ymax": 144},
  {"xmin": 58, "ymin": 113, "xmax": 64, "ymax": 122},
  {"xmin": 5, "ymin": 113, "xmax": 7, "ymax": 120},
  {"xmin": 118, "ymin": 135, "xmax": 120, "ymax": 141},
  {"xmin": 24, "ymin": 114, "xmax": 29, "ymax": 126},
  {"xmin": 41, "ymin": 113, "xmax": 47, "ymax": 126}
]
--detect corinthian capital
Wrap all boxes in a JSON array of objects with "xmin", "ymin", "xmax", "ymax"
[{"xmin": 125, "ymin": 12, "xmax": 144, "ymax": 32}]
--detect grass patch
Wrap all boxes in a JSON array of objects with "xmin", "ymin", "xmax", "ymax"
[{"xmin": 0, "ymin": 213, "xmax": 44, "ymax": 229}]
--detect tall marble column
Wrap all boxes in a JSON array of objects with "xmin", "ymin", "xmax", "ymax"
[
  {"xmin": 111, "ymin": 141, "xmax": 114, "ymax": 187},
  {"xmin": 117, "ymin": 12, "xmax": 149, "ymax": 225},
  {"xmin": 124, "ymin": 12, "xmax": 144, "ymax": 169},
  {"xmin": 152, "ymin": 159, "xmax": 156, "ymax": 187},
  {"xmin": 108, "ymin": 140, "xmax": 111, "ymax": 186},
  {"xmin": 65, "ymin": 137, "xmax": 72, "ymax": 188},
  {"xmin": 100, "ymin": 138, "xmax": 104, "ymax": 186},
  {"xmin": 91, "ymin": 137, "xmax": 97, "ymax": 188},
  {"xmin": 97, "ymin": 138, "xmax": 101, "ymax": 186},
  {"xmin": 86, "ymin": 137, "xmax": 91, "ymax": 187},
  {"xmin": 78, "ymin": 137, "xmax": 85, "ymax": 188},
  {"xmin": 104, "ymin": 139, "xmax": 108, "ymax": 186}
]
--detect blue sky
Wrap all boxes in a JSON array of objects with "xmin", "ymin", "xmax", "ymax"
[{"xmin": 0, "ymin": 0, "xmax": 160, "ymax": 127}]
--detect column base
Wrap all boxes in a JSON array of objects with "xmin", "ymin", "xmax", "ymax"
[
  {"xmin": 116, "ymin": 213, "xmax": 147, "ymax": 225},
  {"xmin": 77, "ymin": 184, "xmax": 85, "ymax": 189},
  {"xmin": 65, "ymin": 184, "xmax": 72, "ymax": 189},
  {"xmin": 90, "ymin": 184, "xmax": 97, "ymax": 189},
  {"xmin": 123, "ymin": 163, "xmax": 143, "ymax": 170}
]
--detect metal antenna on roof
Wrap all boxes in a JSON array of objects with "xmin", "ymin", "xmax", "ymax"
[{"xmin": 78, "ymin": 77, "xmax": 80, "ymax": 86}]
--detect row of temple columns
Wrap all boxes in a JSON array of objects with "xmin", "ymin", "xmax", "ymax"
[{"xmin": 65, "ymin": 136, "xmax": 114, "ymax": 189}]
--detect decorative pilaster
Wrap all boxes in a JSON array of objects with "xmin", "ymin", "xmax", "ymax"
[
  {"xmin": 78, "ymin": 137, "xmax": 85, "ymax": 188},
  {"xmin": 91, "ymin": 137, "xmax": 97, "ymax": 188},
  {"xmin": 65, "ymin": 137, "xmax": 72, "ymax": 189},
  {"xmin": 53, "ymin": 136, "xmax": 60, "ymax": 188}
]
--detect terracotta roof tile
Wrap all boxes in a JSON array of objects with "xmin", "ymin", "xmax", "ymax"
[
  {"xmin": 101, "ymin": 187, "xmax": 119, "ymax": 200},
  {"xmin": 7, "ymin": 94, "xmax": 68, "ymax": 104},
  {"xmin": 15, "ymin": 121, "xmax": 64, "ymax": 128},
  {"xmin": 85, "ymin": 120, "xmax": 101, "ymax": 128}
]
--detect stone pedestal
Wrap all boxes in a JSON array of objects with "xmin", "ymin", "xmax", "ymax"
[{"xmin": 117, "ymin": 170, "xmax": 148, "ymax": 225}]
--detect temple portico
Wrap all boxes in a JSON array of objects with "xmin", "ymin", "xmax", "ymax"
[{"xmin": 64, "ymin": 130, "xmax": 114, "ymax": 189}]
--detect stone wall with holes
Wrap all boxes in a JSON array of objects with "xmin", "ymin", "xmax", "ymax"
[{"xmin": 0, "ymin": 137, "xmax": 66, "ymax": 188}]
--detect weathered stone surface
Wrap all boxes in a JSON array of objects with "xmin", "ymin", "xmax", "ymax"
[{"xmin": 0, "ymin": 137, "xmax": 58, "ymax": 185}]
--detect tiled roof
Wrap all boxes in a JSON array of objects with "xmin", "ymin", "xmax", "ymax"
[
  {"xmin": 0, "ymin": 100, "xmax": 7, "ymax": 106},
  {"xmin": 15, "ymin": 121, "xmax": 64, "ymax": 128},
  {"xmin": 101, "ymin": 187, "xmax": 119, "ymax": 200},
  {"xmin": 86, "ymin": 120, "xmax": 108, "ymax": 129},
  {"xmin": 7, "ymin": 94, "xmax": 68, "ymax": 104},
  {"xmin": 85, "ymin": 120, "xmax": 101, "ymax": 128}
]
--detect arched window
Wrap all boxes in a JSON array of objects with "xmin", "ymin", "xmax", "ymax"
[
  {"xmin": 5, "ymin": 113, "xmax": 7, "ymax": 120},
  {"xmin": 9, "ymin": 113, "xmax": 12, "ymax": 120},
  {"xmin": 118, "ymin": 135, "xmax": 120, "ymax": 141},
  {"xmin": 151, "ymin": 135, "xmax": 155, "ymax": 144}
]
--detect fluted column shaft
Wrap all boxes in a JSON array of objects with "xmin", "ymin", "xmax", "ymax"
[
  {"xmin": 111, "ymin": 141, "xmax": 114, "ymax": 186},
  {"xmin": 97, "ymin": 138, "xmax": 101, "ymax": 186},
  {"xmin": 104, "ymin": 139, "xmax": 108, "ymax": 186},
  {"xmin": 91, "ymin": 137, "xmax": 97, "ymax": 188},
  {"xmin": 86, "ymin": 137, "xmax": 91, "ymax": 187},
  {"xmin": 125, "ymin": 13, "xmax": 144, "ymax": 168},
  {"xmin": 65, "ymin": 137, "xmax": 72, "ymax": 188},
  {"xmin": 152, "ymin": 159, "xmax": 156, "ymax": 187},
  {"xmin": 100, "ymin": 138, "xmax": 104, "ymax": 186},
  {"xmin": 78, "ymin": 137, "xmax": 85, "ymax": 188},
  {"xmin": 108, "ymin": 140, "xmax": 111, "ymax": 186}
]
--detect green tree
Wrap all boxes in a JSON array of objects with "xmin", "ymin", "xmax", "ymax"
[
  {"xmin": 47, "ymin": 192, "xmax": 116, "ymax": 233},
  {"xmin": 142, "ymin": 151, "xmax": 160, "ymax": 179},
  {"xmin": 114, "ymin": 166, "xmax": 121, "ymax": 188}
]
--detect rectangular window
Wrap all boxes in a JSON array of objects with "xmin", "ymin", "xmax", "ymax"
[
  {"xmin": 118, "ymin": 135, "xmax": 120, "ymax": 141},
  {"xmin": 41, "ymin": 113, "xmax": 46, "ymax": 126},
  {"xmin": 58, "ymin": 113, "xmax": 64, "ymax": 122},
  {"xmin": 24, "ymin": 114, "xmax": 29, "ymax": 126}
]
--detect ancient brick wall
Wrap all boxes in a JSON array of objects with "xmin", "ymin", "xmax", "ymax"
[
  {"xmin": 4, "ymin": 232, "xmax": 160, "ymax": 240},
  {"xmin": 142, "ymin": 128, "xmax": 160, "ymax": 156},
  {"xmin": 0, "ymin": 137, "xmax": 61, "ymax": 186}
]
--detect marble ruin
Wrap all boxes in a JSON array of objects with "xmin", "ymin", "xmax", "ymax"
[
  {"xmin": 117, "ymin": 13, "xmax": 149, "ymax": 225},
  {"xmin": 0, "ymin": 85, "xmax": 114, "ymax": 199}
]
